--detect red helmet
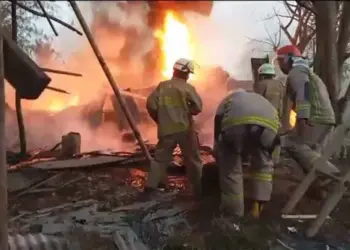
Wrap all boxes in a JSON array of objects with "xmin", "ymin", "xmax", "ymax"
[{"xmin": 276, "ymin": 45, "xmax": 302, "ymax": 58}]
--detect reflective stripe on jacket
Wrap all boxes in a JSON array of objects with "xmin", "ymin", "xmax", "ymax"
[
  {"xmin": 146, "ymin": 77, "xmax": 203, "ymax": 137},
  {"xmin": 287, "ymin": 60, "xmax": 335, "ymax": 124},
  {"xmin": 216, "ymin": 90, "xmax": 280, "ymax": 134}
]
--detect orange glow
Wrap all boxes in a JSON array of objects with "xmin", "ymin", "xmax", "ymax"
[
  {"xmin": 155, "ymin": 12, "xmax": 195, "ymax": 79},
  {"xmin": 48, "ymin": 95, "xmax": 79, "ymax": 113},
  {"xmin": 290, "ymin": 110, "xmax": 296, "ymax": 128}
]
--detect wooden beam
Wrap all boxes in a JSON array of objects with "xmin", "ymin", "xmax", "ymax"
[
  {"xmin": 0, "ymin": 31, "xmax": 8, "ymax": 250},
  {"xmin": 12, "ymin": 0, "xmax": 27, "ymax": 157},
  {"xmin": 68, "ymin": 1, "xmax": 152, "ymax": 161}
]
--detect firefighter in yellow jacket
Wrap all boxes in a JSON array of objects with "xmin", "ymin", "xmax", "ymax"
[
  {"xmin": 213, "ymin": 89, "xmax": 281, "ymax": 217},
  {"xmin": 145, "ymin": 58, "xmax": 203, "ymax": 196},
  {"xmin": 255, "ymin": 63, "xmax": 285, "ymax": 165}
]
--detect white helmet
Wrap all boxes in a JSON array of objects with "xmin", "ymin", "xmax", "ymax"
[{"xmin": 173, "ymin": 58, "xmax": 195, "ymax": 74}]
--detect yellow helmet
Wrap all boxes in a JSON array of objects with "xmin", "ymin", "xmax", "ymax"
[{"xmin": 173, "ymin": 58, "xmax": 195, "ymax": 74}]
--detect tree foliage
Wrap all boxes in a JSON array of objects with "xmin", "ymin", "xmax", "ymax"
[{"xmin": 0, "ymin": 1, "xmax": 60, "ymax": 57}]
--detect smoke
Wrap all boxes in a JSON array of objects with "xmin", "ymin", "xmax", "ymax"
[
  {"xmin": 5, "ymin": 1, "xmax": 284, "ymax": 152},
  {"xmin": 5, "ymin": 1, "xmax": 157, "ymax": 152}
]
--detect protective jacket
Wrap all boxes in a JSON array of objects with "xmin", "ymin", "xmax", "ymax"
[
  {"xmin": 146, "ymin": 77, "xmax": 203, "ymax": 137},
  {"xmin": 214, "ymin": 90, "xmax": 280, "ymax": 142},
  {"xmin": 255, "ymin": 79, "xmax": 285, "ymax": 117},
  {"xmin": 286, "ymin": 58, "xmax": 335, "ymax": 125},
  {"xmin": 214, "ymin": 90, "xmax": 280, "ymax": 217}
]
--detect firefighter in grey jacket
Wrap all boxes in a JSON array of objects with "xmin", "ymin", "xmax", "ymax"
[
  {"xmin": 276, "ymin": 45, "xmax": 339, "ymax": 175},
  {"xmin": 213, "ymin": 89, "xmax": 281, "ymax": 217}
]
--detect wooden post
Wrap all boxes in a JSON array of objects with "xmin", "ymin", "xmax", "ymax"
[
  {"xmin": 69, "ymin": 1, "xmax": 152, "ymax": 161},
  {"xmin": 12, "ymin": 0, "xmax": 27, "ymax": 156},
  {"xmin": 0, "ymin": 32, "xmax": 8, "ymax": 250}
]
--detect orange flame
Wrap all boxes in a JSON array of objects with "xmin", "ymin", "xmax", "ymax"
[
  {"xmin": 290, "ymin": 110, "xmax": 296, "ymax": 128},
  {"xmin": 155, "ymin": 11, "xmax": 195, "ymax": 79},
  {"xmin": 48, "ymin": 95, "xmax": 79, "ymax": 113}
]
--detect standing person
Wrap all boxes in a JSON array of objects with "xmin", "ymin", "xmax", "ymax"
[
  {"xmin": 256, "ymin": 63, "xmax": 285, "ymax": 116},
  {"xmin": 255, "ymin": 63, "xmax": 285, "ymax": 165},
  {"xmin": 144, "ymin": 58, "xmax": 203, "ymax": 197},
  {"xmin": 276, "ymin": 45, "xmax": 339, "ymax": 175},
  {"xmin": 213, "ymin": 89, "xmax": 281, "ymax": 218}
]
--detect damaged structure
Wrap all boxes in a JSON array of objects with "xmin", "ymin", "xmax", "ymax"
[{"xmin": 3, "ymin": 1, "xmax": 350, "ymax": 249}]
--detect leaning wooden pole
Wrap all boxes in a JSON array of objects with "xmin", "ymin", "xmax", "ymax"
[
  {"xmin": 69, "ymin": 1, "xmax": 152, "ymax": 161},
  {"xmin": 0, "ymin": 32, "xmax": 8, "ymax": 250},
  {"xmin": 12, "ymin": 0, "xmax": 27, "ymax": 156}
]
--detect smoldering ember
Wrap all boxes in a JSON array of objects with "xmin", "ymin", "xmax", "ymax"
[{"xmin": 3, "ymin": 1, "xmax": 350, "ymax": 249}]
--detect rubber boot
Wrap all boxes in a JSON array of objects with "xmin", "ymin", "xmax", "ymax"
[{"xmin": 251, "ymin": 201, "xmax": 264, "ymax": 219}]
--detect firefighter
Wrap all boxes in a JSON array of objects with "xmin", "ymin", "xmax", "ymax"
[
  {"xmin": 256, "ymin": 63, "xmax": 285, "ymax": 165},
  {"xmin": 256, "ymin": 63, "xmax": 284, "ymax": 114},
  {"xmin": 276, "ymin": 45, "xmax": 339, "ymax": 175},
  {"xmin": 213, "ymin": 89, "xmax": 281, "ymax": 217},
  {"xmin": 144, "ymin": 58, "xmax": 203, "ymax": 196}
]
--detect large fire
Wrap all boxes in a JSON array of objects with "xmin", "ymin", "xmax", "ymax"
[
  {"xmin": 48, "ymin": 95, "xmax": 80, "ymax": 113},
  {"xmin": 155, "ymin": 12, "xmax": 195, "ymax": 79}
]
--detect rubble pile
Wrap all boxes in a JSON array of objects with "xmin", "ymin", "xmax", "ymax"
[{"xmin": 6, "ymin": 140, "xmax": 350, "ymax": 249}]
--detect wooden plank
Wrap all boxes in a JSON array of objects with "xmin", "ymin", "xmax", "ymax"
[{"xmin": 30, "ymin": 156, "xmax": 128, "ymax": 170}]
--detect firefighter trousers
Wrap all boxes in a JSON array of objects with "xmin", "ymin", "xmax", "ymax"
[
  {"xmin": 217, "ymin": 124, "xmax": 278, "ymax": 217},
  {"xmin": 146, "ymin": 130, "xmax": 203, "ymax": 195},
  {"xmin": 284, "ymin": 123, "xmax": 334, "ymax": 173}
]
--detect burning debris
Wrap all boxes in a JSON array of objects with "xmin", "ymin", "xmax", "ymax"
[
  {"xmin": 3, "ymin": 1, "xmax": 350, "ymax": 250},
  {"xmin": 4, "ymin": 0, "xmax": 225, "ymax": 152}
]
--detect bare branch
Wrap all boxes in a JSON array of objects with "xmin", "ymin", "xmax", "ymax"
[
  {"xmin": 246, "ymin": 37, "xmax": 276, "ymax": 47},
  {"xmin": 297, "ymin": 28, "xmax": 316, "ymax": 52},
  {"xmin": 46, "ymin": 86, "xmax": 70, "ymax": 95},
  {"xmin": 40, "ymin": 67, "xmax": 83, "ymax": 77},
  {"xmin": 35, "ymin": 0, "xmax": 58, "ymax": 36},
  {"xmin": 264, "ymin": 24, "xmax": 275, "ymax": 45},
  {"xmin": 12, "ymin": 1, "xmax": 83, "ymax": 35},
  {"xmin": 337, "ymin": 1, "xmax": 350, "ymax": 66},
  {"xmin": 283, "ymin": 0, "xmax": 298, "ymax": 16},
  {"xmin": 273, "ymin": 8, "xmax": 295, "ymax": 45},
  {"xmin": 296, "ymin": 1, "xmax": 318, "ymax": 16},
  {"xmin": 277, "ymin": 27, "xmax": 282, "ymax": 47}
]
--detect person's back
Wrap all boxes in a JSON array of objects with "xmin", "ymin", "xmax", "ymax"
[
  {"xmin": 276, "ymin": 45, "xmax": 338, "ymax": 177},
  {"xmin": 288, "ymin": 63, "xmax": 335, "ymax": 125},
  {"xmin": 222, "ymin": 90, "xmax": 279, "ymax": 134},
  {"xmin": 255, "ymin": 63, "xmax": 285, "ymax": 118},
  {"xmin": 144, "ymin": 58, "xmax": 203, "ymax": 198},
  {"xmin": 155, "ymin": 78, "xmax": 200, "ymax": 136},
  {"xmin": 257, "ymin": 79, "xmax": 284, "ymax": 113},
  {"xmin": 213, "ymin": 89, "xmax": 280, "ymax": 218}
]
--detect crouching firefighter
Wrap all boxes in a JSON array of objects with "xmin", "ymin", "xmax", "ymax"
[
  {"xmin": 255, "ymin": 63, "xmax": 285, "ymax": 165},
  {"xmin": 213, "ymin": 89, "xmax": 281, "ymax": 218},
  {"xmin": 276, "ymin": 45, "xmax": 339, "ymax": 176},
  {"xmin": 144, "ymin": 58, "xmax": 204, "ymax": 197}
]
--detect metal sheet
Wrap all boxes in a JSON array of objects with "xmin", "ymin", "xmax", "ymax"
[{"xmin": 30, "ymin": 156, "xmax": 128, "ymax": 170}]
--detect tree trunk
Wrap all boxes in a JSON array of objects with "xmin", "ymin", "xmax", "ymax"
[
  {"xmin": 314, "ymin": 2, "xmax": 340, "ymax": 120},
  {"xmin": 337, "ymin": 1, "xmax": 350, "ymax": 68}
]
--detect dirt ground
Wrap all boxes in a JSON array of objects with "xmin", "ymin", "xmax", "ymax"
[{"xmin": 7, "ymin": 158, "xmax": 350, "ymax": 249}]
